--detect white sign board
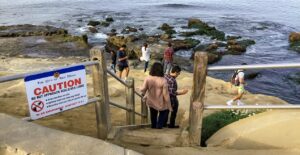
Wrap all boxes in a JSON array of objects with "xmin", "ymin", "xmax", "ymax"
[{"xmin": 25, "ymin": 65, "xmax": 88, "ymax": 120}]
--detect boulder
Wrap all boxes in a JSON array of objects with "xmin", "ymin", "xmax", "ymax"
[
  {"xmin": 289, "ymin": 32, "xmax": 300, "ymax": 52},
  {"xmin": 172, "ymin": 38, "xmax": 200, "ymax": 51},
  {"xmin": 121, "ymin": 26, "xmax": 138, "ymax": 34},
  {"xmin": 105, "ymin": 17, "xmax": 114, "ymax": 22},
  {"xmin": 159, "ymin": 23, "xmax": 176, "ymax": 36},
  {"xmin": 289, "ymin": 32, "xmax": 300, "ymax": 42},
  {"xmin": 88, "ymin": 27, "xmax": 98, "ymax": 33},
  {"xmin": 100, "ymin": 21, "xmax": 110, "ymax": 27},
  {"xmin": 187, "ymin": 18, "xmax": 225, "ymax": 40},
  {"xmin": 87, "ymin": 20, "xmax": 100, "ymax": 26}
]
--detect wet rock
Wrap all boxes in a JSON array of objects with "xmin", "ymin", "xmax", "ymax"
[
  {"xmin": 106, "ymin": 35, "xmax": 141, "ymax": 59},
  {"xmin": 289, "ymin": 32, "xmax": 300, "ymax": 42},
  {"xmin": 160, "ymin": 34, "xmax": 171, "ymax": 41},
  {"xmin": 111, "ymin": 29, "xmax": 117, "ymax": 33},
  {"xmin": 289, "ymin": 32, "xmax": 300, "ymax": 52},
  {"xmin": 159, "ymin": 23, "xmax": 176, "ymax": 36},
  {"xmin": 100, "ymin": 21, "xmax": 110, "ymax": 27},
  {"xmin": 244, "ymin": 70, "xmax": 260, "ymax": 79},
  {"xmin": 121, "ymin": 26, "xmax": 138, "ymax": 34},
  {"xmin": 87, "ymin": 20, "xmax": 100, "ymax": 26},
  {"xmin": 0, "ymin": 24, "xmax": 68, "ymax": 37},
  {"xmin": 190, "ymin": 51, "xmax": 221, "ymax": 64},
  {"xmin": 105, "ymin": 17, "xmax": 114, "ymax": 22},
  {"xmin": 138, "ymin": 28, "xmax": 144, "ymax": 31},
  {"xmin": 288, "ymin": 72, "xmax": 300, "ymax": 84},
  {"xmin": 88, "ymin": 27, "xmax": 98, "ymax": 33},
  {"xmin": 187, "ymin": 18, "xmax": 225, "ymax": 40},
  {"xmin": 172, "ymin": 38, "xmax": 200, "ymax": 51},
  {"xmin": 226, "ymin": 39, "xmax": 255, "ymax": 54}
]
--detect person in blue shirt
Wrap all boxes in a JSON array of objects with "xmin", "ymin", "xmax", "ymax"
[{"xmin": 117, "ymin": 45, "xmax": 129, "ymax": 79}]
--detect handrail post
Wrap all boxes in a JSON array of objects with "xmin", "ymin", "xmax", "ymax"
[
  {"xmin": 125, "ymin": 77, "xmax": 135, "ymax": 125},
  {"xmin": 141, "ymin": 97, "xmax": 148, "ymax": 124},
  {"xmin": 189, "ymin": 52, "xmax": 207, "ymax": 146},
  {"xmin": 90, "ymin": 46, "xmax": 111, "ymax": 139}
]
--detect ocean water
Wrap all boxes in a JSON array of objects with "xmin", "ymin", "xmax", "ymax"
[{"xmin": 0, "ymin": 0, "xmax": 300, "ymax": 103}]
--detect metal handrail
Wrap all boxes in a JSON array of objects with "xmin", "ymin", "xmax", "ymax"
[
  {"xmin": 208, "ymin": 63, "xmax": 300, "ymax": 71},
  {"xmin": 205, "ymin": 104, "xmax": 300, "ymax": 110},
  {"xmin": 0, "ymin": 61, "xmax": 98, "ymax": 83}
]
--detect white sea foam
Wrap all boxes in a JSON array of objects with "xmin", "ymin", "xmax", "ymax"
[{"xmin": 94, "ymin": 33, "xmax": 108, "ymax": 39}]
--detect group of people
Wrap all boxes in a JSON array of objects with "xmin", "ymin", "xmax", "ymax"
[
  {"xmin": 110, "ymin": 42, "xmax": 175, "ymax": 79},
  {"xmin": 110, "ymin": 42, "xmax": 246, "ymax": 129},
  {"xmin": 140, "ymin": 63, "xmax": 188, "ymax": 129}
]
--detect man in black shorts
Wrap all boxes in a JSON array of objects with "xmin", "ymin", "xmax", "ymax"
[{"xmin": 117, "ymin": 45, "xmax": 129, "ymax": 79}]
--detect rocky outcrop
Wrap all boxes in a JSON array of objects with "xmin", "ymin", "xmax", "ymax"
[
  {"xmin": 159, "ymin": 23, "xmax": 176, "ymax": 36},
  {"xmin": 183, "ymin": 18, "xmax": 225, "ymax": 40},
  {"xmin": 0, "ymin": 25, "xmax": 89, "ymax": 57},
  {"xmin": 289, "ymin": 32, "xmax": 300, "ymax": 52},
  {"xmin": 0, "ymin": 24, "xmax": 67, "ymax": 37}
]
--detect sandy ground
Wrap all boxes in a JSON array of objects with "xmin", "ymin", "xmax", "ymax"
[{"xmin": 1, "ymin": 56, "xmax": 298, "ymax": 155}]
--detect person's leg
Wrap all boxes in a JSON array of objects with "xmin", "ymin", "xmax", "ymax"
[
  {"xmin": 157, "ymin": 110, "xmax": 169, "ymax": 129},
  {"xmin": 163, "ymin": 60, "xmax": 167, "ymax": 74},
  {"xmin": 166, "ymin": 62, "xmax": 172, "ymax": 74},
  {"xmin": 169, "ymin": 97, "xmax": 179, "ymax": 128},
  {"xmin": 125, "ymin": 67, "xmax": 129, "ymax": 78},
  {"xmin": 163, "ymin": 110, "xmax": 169, "ymax": 127},
  {"xmin": 149, "ymin": 107, "xmax": 158, "ymax": 128},
  {"xmin": 144, "ymin": 61, "xmax": 149, "ymax": 72},
  {"xmin": 118, "ymin": 66, "xmax": 124, "ymax": 78},
  {"xmin": 113, "ymin": 64, "xmax": 116, "ymax": 73}
]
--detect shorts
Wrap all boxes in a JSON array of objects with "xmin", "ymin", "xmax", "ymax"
[
  {"xmin": 118, "ymin": 64, "xmax": 128, "ymax": 71},
  {"xmin": 238, "ymin": 85, "xmax": 245, "ymax": 94}
]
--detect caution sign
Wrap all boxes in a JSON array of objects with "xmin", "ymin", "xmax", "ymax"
[{"xmin": 25, "ymin": 65, "xmax": 88, "ymax": 120}]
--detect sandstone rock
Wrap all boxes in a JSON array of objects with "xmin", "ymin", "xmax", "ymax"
[
  {"xmin": 0, "ymin": 25, "xmax": 68, "ymax": 37},
  {"xmin": 289, "ymin": 32, "xmax": 300, "ymax": 42}
]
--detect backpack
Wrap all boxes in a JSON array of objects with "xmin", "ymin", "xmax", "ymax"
[{"xmin": 231, "ymin": 70, "xmax": 242, "ymax": 86}]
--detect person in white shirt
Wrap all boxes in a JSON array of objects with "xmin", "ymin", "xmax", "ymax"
[
  {"xmin": 227, "ymin": 64, "xmax": 246, "ymax": 106},
  {"xmin": 140, "ymin": 43, "xmax": 151, "ymax": 73}
]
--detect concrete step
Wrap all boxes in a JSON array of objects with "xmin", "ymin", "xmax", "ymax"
[{"xmin": 117, "ymin": 128, "xmax": 184, "ymax": 147}]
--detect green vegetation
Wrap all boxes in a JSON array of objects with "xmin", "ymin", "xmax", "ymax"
[{"xmin": 201, "ymin": 109, "xmax": 264, "ymax": 146}]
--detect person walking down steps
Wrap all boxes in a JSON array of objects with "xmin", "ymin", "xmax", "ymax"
[
  {"xmin": 164, "ymin": 65, "xmax": 188, "ymax": 128},
  {"xmin": 140, "ymin": 62, "xmax": 172, "ymax": 129}
]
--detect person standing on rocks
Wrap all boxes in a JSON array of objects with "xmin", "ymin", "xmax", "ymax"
[
  {"xmin": 164, "ymin": 65, "xmax": 188, "ymax": 128},
  {"xmin": 140, "ymin": 43, "xmax": 151, "ymax": 73},
  {"xmin": 227, "ymin": 63, "xmax": 247, "ymax": 106},
  {"xmin": 163, "ymin": 42, "xmax": 174, "ymax": 74},
  {"xmin": 140, "ymin": 62, "xmax": 172, "ymax": 129},
  {"xmin": 117, "ymin": 45, "xmax": 129, "ymax": 80}
]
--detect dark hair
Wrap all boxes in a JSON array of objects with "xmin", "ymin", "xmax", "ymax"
[
  {"xmin": 149, "ymin": 62, "xmax": 164, "ymax": 77},
  {"xmin": 143, "ymin": 43, "xmax": 148, "ymax": 50},
  {"xmin": 121, "ymin": 44, "xmax": 127, "ymax": 48},
  {"xmin": 168, "ymin": 42, "xmax": 172, "ymax": 47},
  {"xmin": 171, "ymin": 65, "xmax": 181, "ymax": 73},
  {"xmin": 242, "ymin": 63, "xmax": 247, "ymax": 65}
]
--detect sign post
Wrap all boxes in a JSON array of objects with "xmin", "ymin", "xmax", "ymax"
[{"xmin": 25, "ymin": 65, "xmax": 88, "ymax": 120}]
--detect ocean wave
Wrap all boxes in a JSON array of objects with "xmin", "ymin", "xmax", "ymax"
[{"xmin": 158, "ymin": 3, "xmax": 198, "ymax": 8}]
